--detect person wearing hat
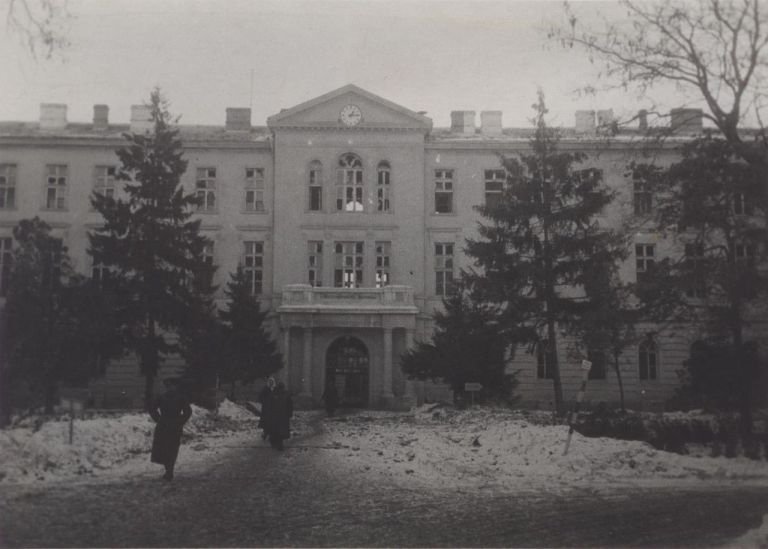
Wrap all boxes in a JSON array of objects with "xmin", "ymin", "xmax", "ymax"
[{"xmin": 148, "ymin": 377, "xmax": 192, "ymax": 481}]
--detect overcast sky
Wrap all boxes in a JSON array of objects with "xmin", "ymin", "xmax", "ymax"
[{"xmin": 1, "ymin": 0, "xmax": 695, "ymax": 128}]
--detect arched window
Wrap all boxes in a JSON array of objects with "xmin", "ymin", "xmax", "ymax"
[
  {"xmin": 336, "ymin": 154, "xmax": 364, "ymax": 212},
  {"xmin": 536, "ymin": 339, "xmax": 555, "ymax": 379},
  {"xmin": 308, "ymin": 160, "xmax": 323, "ymax": 211},
  {"xmin": 639, "ymin": 337, "xmax": 658, "ymax": 380},
  {"xmin": 377, "ymin": 161, "xmax": 391, "ymax": 212}
]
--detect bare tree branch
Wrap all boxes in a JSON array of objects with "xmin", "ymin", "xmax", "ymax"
[{"xmin": 4, "ymin": 0, "xmax": 70, "ymax": 59}]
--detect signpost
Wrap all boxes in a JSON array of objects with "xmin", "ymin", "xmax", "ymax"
[
  {"xmin": 464, "ymin": 382, "xmax": 482, "ymax": 407},
  {"xmin": 563, "ymin": 360, "xmax": 591, "ymax": 456}
]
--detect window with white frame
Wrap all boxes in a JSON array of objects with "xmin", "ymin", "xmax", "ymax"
[
  {"xmin": 195, "ymin": 167, "xmax": 217, "ymax": 211},
  {"xmin": 484, "ymin": 169, "xmax": 505, "ymax": 209},
  {"xmin": 243, "ymin": 240, "xmax": 263, "ymax": 296},
  {"xmin": 308, "ymin": 241, "xmax": 323, "ymax": 287},
  {"xmin": 0, "ymin": 164, "xmax": 17, "ymax": 209},
  {"xmin": 434, "ymin": 169, "xmax": 454, "ymax": 214},
  {"xmin": 732, "ymin": 192, "xmax": 753, "ymax": 216},
  {"xmin": 42, "ymin": 238, "xmax": 63, "ymax": 288},
  {"xmin": 684, "ymin": 243, "xmax": 706, "ymax": 298},
  {"xmin": 91, "ymin": 255, "xmax": 113, "ymax": 289},
  {"xmin": 375, "ymin": 241, "xmax": 391, "ymax": 287},
  {"xmin": 93, "ymin": 165, "xmax": 117, "ymax": 200},
  {"xmin": 639, "ymin": 337, "xmax": 658, "ymax": 380},
  {"xmin": 735, "ymin": 243, "xmax": 756, "ymax": 266},
  {"xmin": 635, "ymin": 243, "xmax": 655, "ymax": 282},
  {"xmin": 334, "ymin": 241, "xmax": 363, "ymax": 288},
  {"xmin": 434, "ymin": 242, "xmax": 454, "ymax": 296},
  {"xmin": 633, "ymin": 177, "xmax": 652, "ymax": 216},
  {"xmin": 377, "ymin": 161, "xmax": 391, "ymax": 212},
  {"xmin": 336, "ymin": 154, "xmax": 363, "ymax": 212},
  {"xmin": 0, "ymin": 237, "xmax": 12, "ymax": 297},
  {"xmin": 245, "ymin": 167, "xmax": 265, "ymax": 212},
  {"xmin": 536, "ymin": 339, "xmax": 555, "ymax": 379},
  {"xmin": 308, "ymin": 161, "xmax": 323, "ymax": 211},
  {"xmin": 45, "ymin": 165, "xmax": 68, "ymax": 210}
]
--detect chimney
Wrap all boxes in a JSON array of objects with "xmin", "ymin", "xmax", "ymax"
[
  {"xmin": 450, "ymin": 110, "xmax": 475, "ymax": 134},
  {"xmin": 130, "ymin": 105, "xmax": 153, "ymax": 133},
  {"xmin": 575, "ymin": 110, "xmax": 595, "ymax": 133},
  {"xmin": 93, "ymin": 104, "xmax": 109, "ymax": 130},
  {"xmin": 225, "ymin": 108, "xmax": 251, "ymax": 131},
  {"xmin": 39, "ymin": 103, "xmax": 67, "ymax": 130},
  {"xmin": 596, "ymin": 109, "xmax": 614, "ymax": 129},
  {"xmin": 638, "ymin": 109, "xmax": 648, "ymax": 131},
  {"xmin": 480, "ymin": 111, "xmax": 502, "ymax": 136},
  {"xmin": 670, "ymin": 108, "xmax": 703, "ymax": 133}
]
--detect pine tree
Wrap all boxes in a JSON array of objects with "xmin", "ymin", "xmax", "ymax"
[
  {"xmin": 401, "ymin": 289, "xmax": 517, "ymax": 403},
  {"xmin": 89, "ymin": 88, "xmax": 212, "ymax": 407},
  {"xmin": 464, "ymin": 91, "xmax": 627, "ymax": 414},
  {"xmin": 218, "ymin": 266, "xmax": 282, "ymax": 399}
]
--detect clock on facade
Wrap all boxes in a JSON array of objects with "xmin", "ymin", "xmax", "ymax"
[{"xmin": 340, "ymin": 104, "xmax": 363, "ymax": 126}]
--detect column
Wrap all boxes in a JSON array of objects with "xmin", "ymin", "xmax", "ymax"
[
  {"xmin": 404, "ymin": 329, "xmax": 417, "ymax": 400},
  {"xmin": 382, "ymin": 328, "xmax": 394, "ymax": 398},
  {"xmin": 301, "ymin": 327, "xmax": 312, "ymax": 397},
  {"xmin": 280, "ymin": 327, "xmax": 291, "ymax": 385}
]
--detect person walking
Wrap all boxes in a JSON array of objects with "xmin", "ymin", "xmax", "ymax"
[
  {"xmin": 321, "ymin": 379, "xmax": 339, "ymax": 417},
  {"xmin": 268, "ymin": 381, "xmax": 293, "ymax": 451},
  {"xmin": 257, "ymin": 377, "xmax": 276, "ymax": 441},
  {"xmin": 148, "ymin": 378, "xmax": 192, "ymax": 481}
]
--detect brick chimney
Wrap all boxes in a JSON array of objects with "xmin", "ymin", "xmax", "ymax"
[
  {"xmin": 130, "ymin": 105, "xmax": 153, "ymax": 133},
  {"xmin": 93, "ymin": 104, "xmax": 109, "ymax": 130},
  {"xmin": 225, "ymin": 108, "xmax": 251, "ymax": 131},
  {"xmin": 39, "ymin": 103, "xmax": 67, "ymax": 130},
  {"xmin": 575, "ymin": 110, "xmax": 595, "ymax": 134},
  {"xmin": 450, "ymin": 111, "xmax": 475, "ymax": 134},
  {"xmin": 670, "ymin": 108, "xmax": 703, "ymax": 133},
  {"xmin": 480, "ymin": 111, "xmax": 502, "ymax": 136},
  {"xmin": 638, "ymin": 109, "xmax": 648, "ymax": 131}
]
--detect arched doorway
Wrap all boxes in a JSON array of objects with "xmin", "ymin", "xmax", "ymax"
[{"xmin": 326, "ymin": 336, "xmax": 369, "ymax": 407}]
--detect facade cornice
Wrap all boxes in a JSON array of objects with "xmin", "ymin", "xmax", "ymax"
[
  {"xmin": 0, "ymin": 136, "xmax": 270, "ymax": 151},
  {"xmin": 425, "ymin": 139, "xmax": 684, "ymax": 153},
  {"xmin": 269, "ymin": 124, "xmax": 429, "ymax": 134}
]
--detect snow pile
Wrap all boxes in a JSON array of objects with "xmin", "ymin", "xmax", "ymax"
[{"xmin": 322, "ymin": 406, "xmax": 768, "ymax": 491}]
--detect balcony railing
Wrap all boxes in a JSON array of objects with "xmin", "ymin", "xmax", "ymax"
[{"xmin": 279, "ymin": 284, "xmax": 417, "ymax": 310}]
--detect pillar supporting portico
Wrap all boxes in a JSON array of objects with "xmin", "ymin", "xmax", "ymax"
[
  {"xmin": 301, "ymin": 327, "xmax": 313, "ymax": 398},
  {"xmin": 382, "ymin": 327, "xmax": 394, "ymax": 401}
]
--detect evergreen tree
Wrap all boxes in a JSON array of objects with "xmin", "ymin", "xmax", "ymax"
[
  {"xmin": 634, "ymin": 136, "xmax": 767, "ymax": 435},
  {"xmin": 89, "ymin": 88, "xmax": 212, "ymax": 407},
  {"xmin": 401, "ymin": 289, "xmax": 516, "ymax": 402},
  {"xmin": 464, "ymin": 92, "xmax": 627, "ymax": 414},
  {"xmin": 217, "ymin": 266, "xmax": 282, "ymax": 399}
]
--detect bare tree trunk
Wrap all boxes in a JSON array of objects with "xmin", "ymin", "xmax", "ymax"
[{"xmin": 613, "ymin": 352, "xmax": 625, "ymax": 412}]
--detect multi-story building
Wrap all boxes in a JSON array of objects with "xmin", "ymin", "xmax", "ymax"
[{"xmin": 0, "ymin": 84, "xmax": 764, "ymax": 410}]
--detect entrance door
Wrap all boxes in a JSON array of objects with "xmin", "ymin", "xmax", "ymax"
[{"xmin": 326, "ymin": 336, "xmax": 369, "ymax": 407}]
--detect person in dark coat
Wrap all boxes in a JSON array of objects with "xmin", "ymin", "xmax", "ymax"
[
  {"xmin": 149, "ymin": 378, "xmax": 192, "ymax": 481},
  {"xmin": 321, "ymin": 379, "xmax": 339, "ymax": 417},
  {"xmin": 267, "ymin": 381, "xmax": 293, "ymax": 451},
  {"xmin": 257, "ymin": 377, "xmax": 276, "ymax": 441}
]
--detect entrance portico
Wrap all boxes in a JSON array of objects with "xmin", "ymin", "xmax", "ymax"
[{"xmin": 277, "ymin": 284, "xmax": 418, "ymax": 409}]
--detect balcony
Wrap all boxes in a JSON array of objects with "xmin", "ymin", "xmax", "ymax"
[{"xmin": 278, "ymin": 284, "xmax": 418, "ymax": 314}]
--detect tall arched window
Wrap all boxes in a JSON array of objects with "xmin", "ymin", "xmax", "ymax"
[
  {"xmin": 336, "ymin": 153, "xmax": 364, "ymax": 212},
  {"xmin": 308, "ymin": 160, "xmax": 323, "ymax": 211},
  {"xmin": 377, "ymin": 161, "xmax": 391, "ymax": 212},
  {"xmin": 639, "ymin": 337, "xmax": 658, "ymax": 380},
  {"xmin": 536, "ymin": 339, "xmax": 555, "ymax": 379}
]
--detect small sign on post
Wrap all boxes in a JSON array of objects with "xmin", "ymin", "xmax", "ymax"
[
  {"xmin": 563, "ymin": 360, "xmax": 592, "ymax": 456},
  {"xmin": 464, "ymin": 382, "xmax": 482, "ymax": 407}
]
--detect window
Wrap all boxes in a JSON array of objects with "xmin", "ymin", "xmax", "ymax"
[
  {"xmin": 536, "ymin": 339, "xmax": 555, "ymax": 379},
  {"xmin": 587, "ymin": 349, "xmax": 607, "ymax": 380},
  {"xmin": 42, "ymin": 238, "xmax": 63, "ymax": 288},
  {"xmin": 434, "ymin": 242, "xmax": 455, "ymax": 296},
  {"xmin": 334, "ymin": 241, "xmax": 363, "ymax": 288},
  {"xmin": 484, "ymin": 169, "xmax": 505, "ymax": 209},
  {"xmin": 434, "ymin": 169, "xmax": 454, "ymax": 214},
  {"xmin": 684, "ymin": 243, "xmax": 706, "ymax": 298},
  {"xmin": 735, "ymin": 244, "xmax": 756, "ymax": 266},
  {"xmin": 574, "ymin": 167, "xmax": 603, "ymax": 186},
  {"xmin": 45, "ymin": 165, "xmax": 68, "ymax": 210},
  {"xmin": 639, "ymin": 338, "xmax": 658, "ymax": 380},
  {"xmin": 245, "ymin": 167, "xmax": 265, "ymax": 212},
  {"xmin": 243, "ymin": 241, "xmax": 263, "ymax": 296},
  {"xmin": 91, "ymin": 256, "xmax": 113, "ymax": 289},
  {"xmin": 633, "ymin": 178, "xmax": 652, "ymax": 216},
  {"xmin": 0, "ymin": 164, "xmax": 17, "ymax": 209},
  {"xmin": 94, "ymin": 165, "xmax": 117, "ymax": 200},
  {"xmin": 336, "ymin": 154, "xmax": 363, "ymax": 212},
  {"xmin": 377, "ymin": 161, "xmax": 391, "ymax": 212},
  {"xmin": 0, "ymin": 237, "xmax": 12, "ymax": 297},
  {"xmin": 195, "ymin": 167, "xmax": 217, "ymax": 211},
  {"xmin": 635, "ymin": 244, "xmax": 655, "ymax": 282},
  {"xmin": 308, "ymin": 241, "xmax": 323, "ymax": 287},
  {"xmin": 732, "ymin": 192, "xmax": 753, "ymax": 216},
  {"xmin": 375, "ymin": 241, "xmax": 391, "ymax": 287},
  {"xmin": 308, "ymin": 161, "xmax": 323, "ymax": 211}
]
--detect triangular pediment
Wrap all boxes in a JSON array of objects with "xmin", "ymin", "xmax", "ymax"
[{"xmin": 267, "ymin": 84, "xmax": 432, "ymax": 131}]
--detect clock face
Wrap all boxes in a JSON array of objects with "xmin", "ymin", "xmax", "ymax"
[{"xmin": 340, "ymin": 104, "xmax": 363, "ymax": 126}]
